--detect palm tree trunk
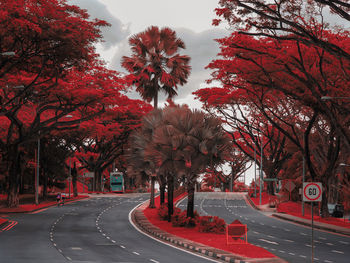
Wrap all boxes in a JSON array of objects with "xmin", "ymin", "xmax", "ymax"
[
  {"xmin": 167, "ymin": 175, "xmax": 174, "ymax": 222},
  {"xmin": 148, "ymin": 94, "xmax": 158, "ymax": 208},
  {"xmin": 149, "ymin": 176, "xmax": 156, "ymax": 208},
  {"xmin": 186, "ymin": 180, "xmax": 195, "ymax": 218}
]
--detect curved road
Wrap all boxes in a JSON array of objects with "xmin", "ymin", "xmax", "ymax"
[
  {"xmin": 0, "ymin": 193, "xmax": 217, "ymax": 263},
  {"xmin": 177, "ymin": 192, "xmax": 350, "ymax": 263}
]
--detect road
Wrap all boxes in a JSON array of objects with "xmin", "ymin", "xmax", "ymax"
[
  {"xmin": 0, "ymin": 193, "xmax": 217, "ymax": 263},
  {"xmin": 177, "ymin": 192, "xmax": 350, "ymax": 263}
]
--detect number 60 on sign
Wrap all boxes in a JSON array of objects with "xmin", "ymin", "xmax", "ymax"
[{"xmin": 303, "ymin": 182, "xmax": 322, "ymax": 202}]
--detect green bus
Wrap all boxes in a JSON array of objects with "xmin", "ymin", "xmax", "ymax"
[{"xmin": 110, "ymin": 172, "xmax": 124, "ymax": 193}]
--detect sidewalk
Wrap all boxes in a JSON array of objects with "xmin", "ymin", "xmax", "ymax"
[
  {"xmin": 131, "ymin": 199, "xmax": 287, "ymax": 263},
  {"xmin": 245, "ymin": 195, "xmax": 350, "ymax": 236},
  {"xmin": 0, "ymin": 194, "xmax": 89, "ymax": 214}
]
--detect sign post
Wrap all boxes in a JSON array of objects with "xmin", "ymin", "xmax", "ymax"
[
  {"xmin": 303, "ymin": 182, "xmax": 322, "ymax": 263},
  {"xmin": 284, "ymin": 180, "xmax": 295, "ymax": 201}
]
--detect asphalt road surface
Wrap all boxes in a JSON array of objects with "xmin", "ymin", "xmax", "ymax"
[
  {"xmin": 177, "ymin": 192, "xmax": 350, "ymax": 263},
  {"xmin": 0, "ymin": 193, "xmax": 218, "ymax": 263}
]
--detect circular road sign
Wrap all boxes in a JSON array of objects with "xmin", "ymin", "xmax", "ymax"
[{"xmin": 303, "ymin": 182, "xmax": 322, "ymax": 202}]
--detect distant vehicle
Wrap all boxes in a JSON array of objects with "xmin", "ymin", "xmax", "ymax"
[
  {"xmin": 327, "ymin": 204, "xmax": 344, "ymax": 218},
  {"xmin": 110, "ymin": 172, "xmax": 124, "ymax": 193}
]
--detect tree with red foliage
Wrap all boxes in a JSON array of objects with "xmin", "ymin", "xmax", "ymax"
[
  {"xmin": 195, "ymin": 29, "xmax": 349, "ymax": 216},
  {"xmin": 122, "ymin": 26, "xmax": 191, "ymax": 208},
  {"xmin": 202, "ymin": 153, "xmax": 250, "ymax": 192},
  {"xmin": 213, "ymin": 0, "xmax": 350, "ymax": 150},
  {"xmin": 75, "ymin": 97, "xmax": 152, "ymax": 192},
  {"xmin": 214, "ymin": 0, "xmax": 350, "ymax": 61},
  {"xmin": 0, "ymin": 0, "xmax": 128, "ymax": 207}
]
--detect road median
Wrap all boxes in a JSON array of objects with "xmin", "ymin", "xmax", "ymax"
[{"xmin": 131, "ymin": 197, "xmax": 287, "ymax": 263}]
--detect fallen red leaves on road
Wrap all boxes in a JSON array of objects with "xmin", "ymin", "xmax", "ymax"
[{"xmin": 143, "ymin": 195, "xmax": 276, "ymax": 259}]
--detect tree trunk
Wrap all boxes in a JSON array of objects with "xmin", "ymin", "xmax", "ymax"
[
  {"xmin": 42, "ymin": 170, "xmax": 48, "ymax": 199},
  {"xmin": 167, "ymin": 176, "xmax": 174, "ymax": 222},
  {"xmin": 7, "ymin": 145, "xmax": 21, "ymax": 208},
  {"xmin": 267, "ymin": 181, "xmax": 275, "ymax": 195},
  {"xmin": 320, "ymin": 177, "xmax": 330, "ymax": 218},
  {"xmin": 160, "ymin": 184, "xmax": 165, "ymax": 205},
  {"xmin": 96, "ymin": 170, "xmax": 102, "ymax": 192},
  {"xmin": 72, "ymin": 175, "xmax": 77, "ymax": 197},
  {"xmin": 72, "ymin": 164, "xmax": 78, "ymax": 197},
  {"xmin": 186, "ymin": 181, "xmax": 195, "ymax": 218},
  {"xmin": 149, "ymin": 176, "xmax": 156, "ymax": 208}
]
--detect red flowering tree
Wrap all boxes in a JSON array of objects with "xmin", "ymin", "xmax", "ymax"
[
  {"xmin": 75, "ymin": 97, "xmax": 152, "ymax": 192},
  {"xmin": 0, "ymin": 0, "xmax": 129, "ymax": 207},
  {"xmin": 194, "ymin": 29, "xmax": 349, "ymax": 216}
]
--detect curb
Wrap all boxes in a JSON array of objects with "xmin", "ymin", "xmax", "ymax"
[
  {"xmin": 245, "ymin": 195, "xmax": 350, "ymax": 236},
  {"xmin": 131, "ymin": 201, "xmax": 285, "ymax": 263}
]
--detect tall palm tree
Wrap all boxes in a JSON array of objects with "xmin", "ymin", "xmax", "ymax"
[
  {"xmin": 121, "ymin": 26, "xmax": 191, "ymax": 109},
  {"xmin": 122, "ymin": 26, "xmax": 191, "ymax": 207}
]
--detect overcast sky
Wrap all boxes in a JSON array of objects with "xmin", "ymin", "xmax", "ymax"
[{"xmin": 67, "ymin": 0, "xmax": 227, "ymax": 109}]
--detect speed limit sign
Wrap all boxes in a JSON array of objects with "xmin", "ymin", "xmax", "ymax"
[{"xmin": 303, "ymin": 182, "xmax": 322, "ymax": 202}]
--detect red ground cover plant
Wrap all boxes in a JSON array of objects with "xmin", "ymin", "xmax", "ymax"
[{"xmin": 143, "ymin": 195, "xmax": 275, "ymax": 259}]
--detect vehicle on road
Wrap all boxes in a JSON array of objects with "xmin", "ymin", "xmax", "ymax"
[{"xmin": 110, "ymin": 172, "xmax": 124, "ymax": 193}]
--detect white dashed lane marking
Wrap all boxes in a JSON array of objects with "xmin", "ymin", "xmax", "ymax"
[
  {"xmin": 331, "ymin": 250, "xmax": 344, "ymax": 254},
  {"xmin": 258, "ymin": 239, "xmax": 279, "ymax": 245}
]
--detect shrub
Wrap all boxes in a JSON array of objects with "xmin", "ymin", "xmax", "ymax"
[
  {"xmin": 197, "ymin": 215, "xmax": 226, "ymax": 234},
  {"xmin": 172, "ymin": 209, "xmax": 198, "ymax": 228},
  {"xmin": 157, "ymin": 203, "xmax": 169, "ymax": 220}
]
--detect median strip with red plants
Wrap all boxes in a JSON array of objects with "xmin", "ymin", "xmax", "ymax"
[
  {"xmin": 143, "ymin": 195, "xmax": 275, "ymax": 259},
  {"xmin": 249, "ymin": 191, "xmax": 350, "ymax": 229}
]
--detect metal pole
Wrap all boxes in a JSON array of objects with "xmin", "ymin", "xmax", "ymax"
[
  {"xmin": 260, "ymin": 134, "xmax": 263, "ymax": 206},
  {"xmin": 311, "ymin": 201, "xmax": 314, "ymax": 263},
  {"xmin": 254, "ymin": 141, "xmax": 256, "ymax": 197},
  {"xmin": 35, "ymin": 135, "xmax": 40, "ymax": 205},
  {"xmin": 302, "ymin": 156, "xmax": 305, "ymax": 216},
  {"xmin": 82, "ymin": 174, "xmax": 85, "ymax": 193},
  {"xmin": 69, "ymin": 158, "xmax": 71, "ymax": 198}
]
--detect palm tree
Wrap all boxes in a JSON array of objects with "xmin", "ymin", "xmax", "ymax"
[
  {"xmin": 148, "ymin": 105, "xmax": 232, "ymax": 218},
  {"xmin": 121, "ymin": 26, "xmax": 191, "ymax": 108},
  {"xmin": 122, "ymin": 26, "xmax": 191, "ymax": 207}
]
